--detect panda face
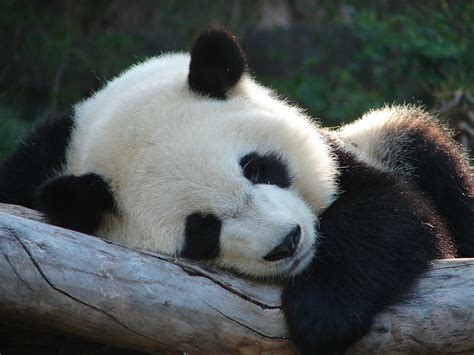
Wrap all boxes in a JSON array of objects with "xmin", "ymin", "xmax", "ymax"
[
  {"xmin": 180, "ymin": 148, "xmax": 318, "ymax": 278},
  {"xmin": 100, "ymin": 104, "xmax": 328, "ymax": 278},
  {"xmin": 67, "ymin": 29, "xmax": 338, "ymax": 279}
]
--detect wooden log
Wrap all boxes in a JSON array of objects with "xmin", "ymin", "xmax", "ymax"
[
  {"xmin": 0, "ymin": 205, "xmax": 293, "ymax": 354},
  {"xmin": 1, "ymin": 203, "xmax": 474, "ymax": 354}
]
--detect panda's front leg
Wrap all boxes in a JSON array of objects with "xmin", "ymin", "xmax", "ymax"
[
  {"xmin": 282, "ymin": 263, "xmax": 374, "ymax": 354},
  {"xmin": 282, "ymin": 178, "xmax": 453, "ymax": 354},
  {"xmin": 37, "ymin": 173, "xmax": 116, "ymax": 235}
]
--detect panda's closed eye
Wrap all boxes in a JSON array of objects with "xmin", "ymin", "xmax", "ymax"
[{"xmin": 240, "ymin": 152, "xmax": 291, "ymax": 188}]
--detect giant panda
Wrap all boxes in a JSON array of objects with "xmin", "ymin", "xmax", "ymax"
[{"xmin": 0, "ymin": 28, "xmax": 473, "ymax": 354}]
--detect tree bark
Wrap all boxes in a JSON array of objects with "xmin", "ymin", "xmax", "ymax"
[{"xmin": 1, "ymin": 203, "xmax": 474, "ymax": 354}]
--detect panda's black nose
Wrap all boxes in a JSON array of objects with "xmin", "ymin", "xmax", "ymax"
[{"xmin": 263, "ymin": 225, "xmax": 301, "ymax": 262}]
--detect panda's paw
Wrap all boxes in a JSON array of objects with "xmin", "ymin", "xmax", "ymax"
[
  {"xmin": 282, "ymin": 282, "xmax": 372, "ymax": 355},
  {"xmin": 36, "ymin": 173, "xmax": 115, "ymax": 235}
]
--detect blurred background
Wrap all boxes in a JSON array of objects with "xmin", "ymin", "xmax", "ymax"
[{"xmin": 1, "ymin": 0, "xmax": 473, "ymax": 159}]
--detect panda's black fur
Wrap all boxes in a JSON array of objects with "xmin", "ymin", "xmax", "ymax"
[
  {"xmin": 1, "ymin": 28, "xmax": 473, "ymax": 354},
  {"xmin": 284, "ymin": 137, "xmax": 460, "ymax": 353},
  {"xmin": 376, "ymin": 121, "xmax": 474, "ymax": 257}
]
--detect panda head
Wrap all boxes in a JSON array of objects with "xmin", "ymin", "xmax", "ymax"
[{"xmin": 70, "ymin": 28, "xmax": 338, "ymax": 279}]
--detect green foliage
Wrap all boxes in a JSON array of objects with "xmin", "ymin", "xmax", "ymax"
[
  {"xmin": 261, "ymin": 2, "xmax": 474, "ymax": 126},
  {"xmin": 0, "ymin": 1, "xmax": 473, "ymax": 157},
  {"xmin": 0, "ymin": 105, "xmax": 29, "ymax": 158}
]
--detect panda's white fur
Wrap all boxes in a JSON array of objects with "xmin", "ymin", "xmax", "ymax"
[{"xmin": 66, "ymin": 53, "xmax": 338, "ymax": 278}]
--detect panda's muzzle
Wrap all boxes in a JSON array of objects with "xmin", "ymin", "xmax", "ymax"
[{"xmin": 263, "ymin": 225, "xmax": 301, "ymax": 262}]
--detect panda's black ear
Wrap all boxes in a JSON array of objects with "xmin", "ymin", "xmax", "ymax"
[{"xmin": 188, "ymin": 27, "xmax": 246, "ymax": 99}]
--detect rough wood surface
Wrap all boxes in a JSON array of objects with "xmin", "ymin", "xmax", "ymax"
[{"xmin": 1, "ymin": 203, "xmax": 474, "ymax": 354}]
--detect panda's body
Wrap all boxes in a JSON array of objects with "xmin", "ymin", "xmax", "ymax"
[
  {"xmin": 1, "ymin": 29, "xmax": 473, "ymax": 354},
  {"xmin": 340, "ymin": 107, "xmax": 474, "ymax": 257}
]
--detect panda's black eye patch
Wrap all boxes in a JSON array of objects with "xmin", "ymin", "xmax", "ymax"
[
  {"xmin": 240, "ymin": 152, "xmax": 291, "ymax": 188},
  {"xmin": 181, "ymin": 213, "xmax": 221, "ymax": 260}
]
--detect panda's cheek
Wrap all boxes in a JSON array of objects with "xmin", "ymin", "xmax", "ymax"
[{"xmin": 300, "ymin": 206, "xmax": 318, "ymax": 245}]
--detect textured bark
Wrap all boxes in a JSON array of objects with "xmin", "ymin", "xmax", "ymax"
[{"xmin": 1, "ymin": 203, "xmax": 474, "ymax": 354}]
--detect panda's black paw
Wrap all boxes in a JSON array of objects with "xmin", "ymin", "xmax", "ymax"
[
  {"xmin": 36, "ymin": 173, "xmax": 115, "ymax": 235},
  {"xmin": 282, "ymin": 279, "xmax": 372, "ymax": 355}
]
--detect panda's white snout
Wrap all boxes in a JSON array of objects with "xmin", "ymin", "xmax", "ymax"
[
  {"xmin": 217, "ymin": 184, "xmax": 316, "ymax": 277},
  {"xmin": 263, "ymin": 225, "xmax": 301, "ymax": 262}
]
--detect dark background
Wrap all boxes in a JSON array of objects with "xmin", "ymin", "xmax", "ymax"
[{"xmin": 1, "ymin": 0, "xmax": 473, "ymax": 159}]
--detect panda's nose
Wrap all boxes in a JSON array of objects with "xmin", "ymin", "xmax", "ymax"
[{"xmin": 263, "ymin": 225, "xmax": 301, "ymax": 262}]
